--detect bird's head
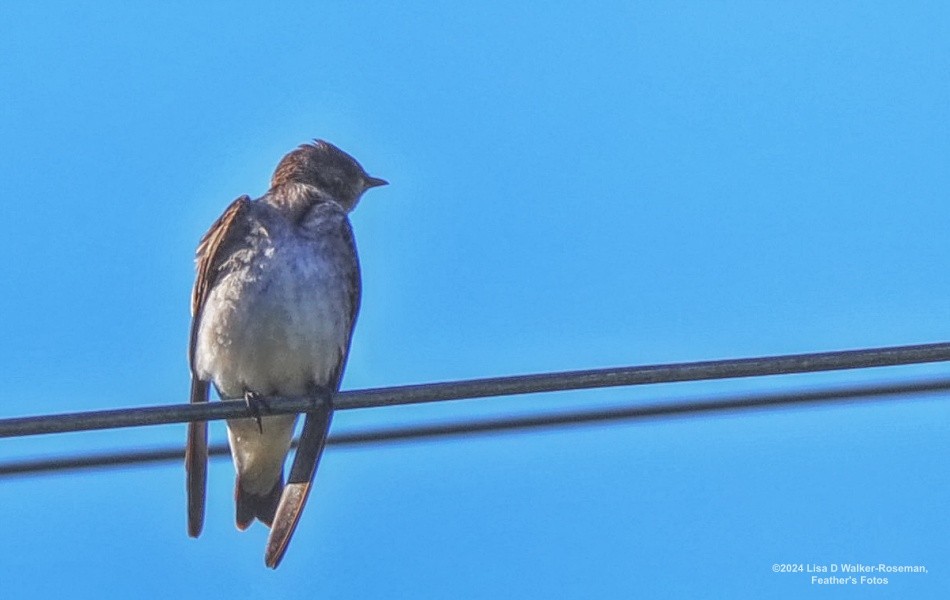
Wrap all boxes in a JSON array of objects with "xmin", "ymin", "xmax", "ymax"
[{"xmin": 270, "ymin": 140, "xmax": 387, "ymax": 211}]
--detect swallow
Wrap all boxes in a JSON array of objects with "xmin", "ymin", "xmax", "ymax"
[{"xmin": 186, "ymin": 139, "xmax": 385, "ymax": 567}]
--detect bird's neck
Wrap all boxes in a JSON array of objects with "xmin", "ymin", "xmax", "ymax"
[{"xmin": 264, "ymin": 183, "xmax": 338, "ymax": 222}]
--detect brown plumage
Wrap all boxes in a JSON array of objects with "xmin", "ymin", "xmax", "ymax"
[{"xmin": 185, "ymin": 140, "xmax": 386, "ymax": 567}]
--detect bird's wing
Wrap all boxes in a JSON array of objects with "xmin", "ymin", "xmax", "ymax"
[
  {"xmin": 264, "ymin": 216, "xmax": 362, "ymax": 569},
  {"xmin": 186, "ymin": 194, "xmax": 253, "ymax": 538},
  {"xmin": 264, "ymin": 395, "xmax": 333, "ymax": 568}
]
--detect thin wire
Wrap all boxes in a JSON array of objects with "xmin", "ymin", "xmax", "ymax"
[
  {"xmin": 1, "ymin": 341, "xmax": 949, "ymax": 439},
  {"xmin": 2, "ymin": 376, "xmax": 948, "ymax": 478}
]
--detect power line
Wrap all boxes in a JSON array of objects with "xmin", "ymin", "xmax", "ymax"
[
  {"xmin": 1, "ymin": 341, "xmax": 949, "ymax": 440},
  {"xmin": 2, "ymin": 376, "xmax": 948, "ymax": 478}
]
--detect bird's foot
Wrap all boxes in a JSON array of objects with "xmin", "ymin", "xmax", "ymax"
[
  {"xmin": 307, "ymin": 384, "xmax": 334, "ymax": 411},
  {"xmin": 244, "ymin": 390, "xmax": 268, "ymax": 433}
]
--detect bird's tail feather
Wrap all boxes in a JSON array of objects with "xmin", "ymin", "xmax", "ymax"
[{"xmin": 235, "ymin": 473, "xmax": 284, "ymax": 530}]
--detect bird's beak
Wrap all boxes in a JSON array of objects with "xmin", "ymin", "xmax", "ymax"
[{"xmin": 364, "ymin": 176, "xmax": 388, "ymax": 188}]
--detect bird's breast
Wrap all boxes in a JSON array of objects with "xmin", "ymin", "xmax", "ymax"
[{"xmin": 195, "ymin": 236, "xmax": 356, "ymax": 398}]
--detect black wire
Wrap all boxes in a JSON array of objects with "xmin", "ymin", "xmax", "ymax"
[
  {"xmin": 2, "ymin": 376, "xmax": 947, "ymax": 478},
  {"xmin": 1, "ymin": 341, "xmax": 949, "ymax": 439}
]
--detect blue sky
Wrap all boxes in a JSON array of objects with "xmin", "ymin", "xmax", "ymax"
[{"xmin": 0, "ymin": 2, "xmax": 948, "ymax": 598}]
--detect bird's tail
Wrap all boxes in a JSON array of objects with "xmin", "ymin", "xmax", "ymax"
[{"xmin": 235, "ymin": 473, "xmax": 283, "ymax": 530}]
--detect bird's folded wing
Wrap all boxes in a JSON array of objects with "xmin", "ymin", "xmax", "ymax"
[
  {"xmin": 186, "ymin": 194, "xmax": 253, "ymax": 538},
  {"xmin": 264, "ymin": 398, "xmax": 333, "ymax": 568}
]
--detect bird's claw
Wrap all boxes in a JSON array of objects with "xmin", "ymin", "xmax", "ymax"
[{"xmin": 244, "ymin": 390, "xmax": 265, "ymax": 433}]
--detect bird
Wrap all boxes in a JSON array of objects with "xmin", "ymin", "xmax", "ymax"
[{"xmin": 185, "ymin": 139, "xmax": 386, "ymax": 568}]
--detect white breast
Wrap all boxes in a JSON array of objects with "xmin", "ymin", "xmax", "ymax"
[{"xmin": 194, "ymin": 234, "xmax": 352, "ymax": 399}]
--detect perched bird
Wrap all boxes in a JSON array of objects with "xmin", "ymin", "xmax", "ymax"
[{"xmin": 185, "ymin": 140, "xmax": 386, "ymax": 568}]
